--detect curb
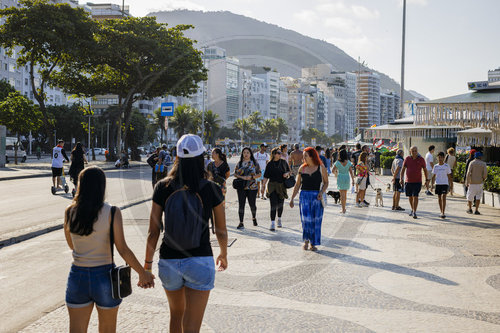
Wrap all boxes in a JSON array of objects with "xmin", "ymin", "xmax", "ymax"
[
  {"xmin": 0, "ymin": 163, "xmax": 145, "ymax": 181},
  {"xmin": 0, "ymin": 197, "xmax": 151, "ymax": 249}
]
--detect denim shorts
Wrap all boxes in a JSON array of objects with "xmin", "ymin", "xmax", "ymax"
[
  {"xmin": 158, "ymin": 256, "xmax": 215, "ymax": 291},
  {"xmin": 66, "ymin": 264, "xmax": 122, "ymax": 309}
]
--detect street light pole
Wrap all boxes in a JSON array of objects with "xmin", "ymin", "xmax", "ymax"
[
  {"xmin": 399, "ymin": 0, "xmax": 407, "ymax": 119},
  {"xmin": 87, "ymin": 115, "xmax": 91, "ymax": 160},
  {"xmin": 201, "ymin": 47, "xmax": 207, "ymax": 144},
  {"xmin": 106, "ymin": 120, "xmax": 109, "ymax": 150}
]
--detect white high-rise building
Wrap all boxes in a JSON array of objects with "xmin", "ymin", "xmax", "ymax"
[
  {"xmin": 488, "ymin": 67, "xmax": 500, "ymax": 83},
  {"xmin": 254, "ymin": 71, "xmax": 280, "ymax": 119},
  {"xmin": 380, "ymin": 91, "xmax": 400, "ymax": 125},
  {"xmin": 239, "ymin": 68, "xmax": 252, "ymax": 119},
  {"xmin": 282, "ymin": 77, "xmax": 306, "ymax": 144},
  {"xmin": 250, "ymin": 76, "xmax": 266, "ymax": 116},
  {"xmin": 356, "ymin": 71, "xmax": 381, "ymax": 130},
  {"xmin": 278, "ymin": 80, "xmax": 288, "ymax": 122}
]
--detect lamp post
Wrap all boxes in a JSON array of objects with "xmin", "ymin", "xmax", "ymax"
[
  {"xmin": 201, "ymin": 46, "xmax": 207, "ymax": 144},
  {"xmin": 399, "ymin": 0, "xmax": 407, "ymax": 119}
]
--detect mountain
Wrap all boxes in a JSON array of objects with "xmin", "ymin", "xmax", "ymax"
[{"xmin": 148, "ymin": 10, "xmax": 424, "ymax": 101}]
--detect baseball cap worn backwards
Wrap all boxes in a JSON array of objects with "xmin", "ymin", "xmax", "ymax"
[
  {"xmin": 474, "ymin": 151, "xmax": 483, "ymax": 158},
  {"xmin": 176, "ymin": 134, "xmax": 206, "ymax": 158}
]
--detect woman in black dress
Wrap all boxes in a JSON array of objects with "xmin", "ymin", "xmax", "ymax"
[
  {"xmin": 207, "ymin": 148, "xmax": 230, "ymax": 196},
  {"xmin": 68, "ymin": 142, "xmax": 87, "ymax": 197},
  {"xmin": 262, "ymin": 147, "xmax": 292, "ymax": 231}
]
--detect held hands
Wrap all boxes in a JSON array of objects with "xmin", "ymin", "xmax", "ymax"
[
  {"xmin": 216, "ymin": 254, "xmax": 228, "ymax": 272},
  {"xmin": 138, "ymin": 270, "xmax": 155, "ymax": 289}
]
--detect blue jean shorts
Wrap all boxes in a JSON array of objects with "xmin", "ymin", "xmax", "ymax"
[
  {"xmin": 158, "ymin": 256, "xmax": 215, "ymax": 291},
  {"xmin": 66, "ymin": 264, "xmax": 121, "ymax": 309}
]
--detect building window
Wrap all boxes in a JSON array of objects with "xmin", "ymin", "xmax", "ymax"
[{"xmin": 25, "ymin": 78, "xmax": 28, "ymax": 86}]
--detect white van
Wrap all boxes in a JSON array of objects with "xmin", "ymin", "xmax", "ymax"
[{"xmin": 5, "ymin": 137, "xmax": 27, "ymax": 163}]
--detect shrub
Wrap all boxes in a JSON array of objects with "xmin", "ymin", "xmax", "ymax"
[
  {"xmin": 484, "ymin": 166, "xmax": 500, "ymax": 193},
  {"xmin": 456, "ymin": 153, "xmax": 468, "ymax": 163},
  {"xmin": 453, "ymin": 162, "xmax": 500, "ymax": 193},
  {"xmin": 453, "ymin": 161, "xmax": 466, "ymax": 182},
  {"xmin": 381, "ymin": 155, "xmax": 394, "ymax": 169}
]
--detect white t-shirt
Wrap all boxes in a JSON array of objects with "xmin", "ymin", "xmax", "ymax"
[
  {"xmin": 432, "ymin": 163, "xmax": 451, "ymax": 185},
  {"xmin": 425, "ymin": 152, "xmax": 434, "ymax": 171},
  {"xmin": 254, "ymin": 152, "xmax": 269, "ymax": 171},
  {"xmin": 52, "ymin": 146, "xmax": 65, "ymax": 168}
]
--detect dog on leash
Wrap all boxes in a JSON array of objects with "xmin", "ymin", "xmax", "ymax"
[
  {"xmin": 386, "ymin": 183, "xmax": 391, "ymax": 192},
  {"xmin": 374, "ymin": 188, "xmax": 384, "ymax": 207},
  {"xmin": 327, "ymin": 190, "xmax": 340, "ymax": 204}
]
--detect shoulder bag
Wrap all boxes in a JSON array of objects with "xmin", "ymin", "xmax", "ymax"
[
  {"xmin": 109, "ymin": 206, "xmax": 132, "ymax": 299},
  {"xmin": 282, "ymin": 160, "xmax": 296, "ymax": 189}
]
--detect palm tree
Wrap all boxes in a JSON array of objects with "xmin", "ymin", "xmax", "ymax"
[
  {"xmin": 170, "ymin": 104, "xmax": 200, "ymax": 139},
  {"xmin": 260, "ymin": 118, "xmax": 276, "ymax": 142},
  {"xmin": 274, "ymin": 117, "xmax": 288, "ymax": 142},
  {"xmin": 203, "ymin": 110, "xmax": 221, "ymax": 145},
  {"xmin": 233, "ymin": 118, "xmax": 251, "ymax": 144},
  {"xmin": 247, "ymin": 111, "xmax": 263, "ymax": 142}
]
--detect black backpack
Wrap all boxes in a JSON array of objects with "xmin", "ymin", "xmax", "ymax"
[{"xmin": 163, "ymin": 181, "xmax": 207, "ymax": 251}]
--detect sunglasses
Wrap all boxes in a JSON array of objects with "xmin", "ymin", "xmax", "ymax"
[{"xmin": 275, "ymin": 151, "xmax": 282, "ymax": 154}]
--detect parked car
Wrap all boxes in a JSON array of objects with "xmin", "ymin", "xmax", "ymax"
[
  {"xmin": 93, "ymin": 148, "xmax": 104, "ymax": 155},
  {"xmin": 5, "ymin": 137, "xmax": 27, "ymax": 163}
]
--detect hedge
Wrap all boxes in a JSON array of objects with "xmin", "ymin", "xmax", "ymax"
[{"xmin": 454, "ymin": 161, "xmax": 500, "ymax": 193}]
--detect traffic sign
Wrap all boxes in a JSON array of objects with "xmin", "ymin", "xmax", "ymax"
[{"xmin": 161, "ymin": 102, "xmax": 175, "ymax": 117}]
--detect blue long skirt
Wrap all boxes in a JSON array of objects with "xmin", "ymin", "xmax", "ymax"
[{"xmin": 299, "ymin": 190, "xmax": 324, "ymax": 246}]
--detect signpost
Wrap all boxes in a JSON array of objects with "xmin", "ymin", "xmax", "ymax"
[
  {"xmin": 161, "ymin": 102, "xmax": 174, "ymax": 146},
  {"xmin": 161, "ymin": 102, "xmax": 175, "ymax": 117}
]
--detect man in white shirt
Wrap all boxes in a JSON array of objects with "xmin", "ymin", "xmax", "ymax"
[
  {"xmin": 425, "ymin": 145, "xmax": 435, "ymax": 195},
  {"xmin": 431, "ymin": 151, "xmax": 452, "ymax": 219},
  {"xmin": 51, "ymin": 139, "xmax": 70, "ymax": 188},
  {"xmin": 254, "ymin": 143, "xmax": 269, "ymax": 199}
]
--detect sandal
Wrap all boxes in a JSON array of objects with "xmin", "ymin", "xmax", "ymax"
[
  {"xmin": 302, "ymin": 240, "xmax": 309, "ymax": 250},
  {"xmin": 310, "ymin": 246, "xmax": 318, "ymax": 252}
]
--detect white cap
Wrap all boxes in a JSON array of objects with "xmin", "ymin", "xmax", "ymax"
[{"xmin": 176, "ymin": 134, "xmax": 206, "ymax": 158}]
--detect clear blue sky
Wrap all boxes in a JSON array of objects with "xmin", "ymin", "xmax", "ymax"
[{"xmin": 91, "ymin": 0, "xmax": 500, "ymax": 100}]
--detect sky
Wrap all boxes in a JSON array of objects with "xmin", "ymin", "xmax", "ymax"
[{"xmin": 88, "ymin": 0, "xmax": 500, "ymax": 100}]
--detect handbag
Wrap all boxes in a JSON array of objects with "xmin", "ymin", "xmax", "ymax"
[
  {"xmin": 284, "ymin": 175, "xmax": 296, "ymax": 189},
  {"xmin": 232, "ymin": 177, "xmax": 246, "ymax": 190},
  {"xmin": 109, "ymin": 206, "xmax": 132, "ymax": 300}
]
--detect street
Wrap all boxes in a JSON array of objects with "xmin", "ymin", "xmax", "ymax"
[{"xmin": 0, "ymin": 158, "xmax": 499, "ymax": 332}]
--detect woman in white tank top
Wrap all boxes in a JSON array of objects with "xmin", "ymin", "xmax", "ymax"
[{"xmin": 64, "ymin": 166, "xmax": 154, "ymax": 332}]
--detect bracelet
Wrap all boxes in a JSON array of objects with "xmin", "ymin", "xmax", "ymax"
[{"xmin": 145, "ymin": 260, "xmax": 153, "ymax": 264}]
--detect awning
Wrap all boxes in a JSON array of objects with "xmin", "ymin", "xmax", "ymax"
[{"xmin": 456, "ymin": 127, "xmax": 494, "ymax": 147}]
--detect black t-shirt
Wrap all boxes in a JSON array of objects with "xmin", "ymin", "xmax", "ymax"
[
  {"xmin": 207, "ymin": 161, "xmax": 230, "ymax": 186},
  {"xmin": 152, "ymin": 179, "xmax": 224, "ymax": 259},
  {"xmin": 264, "ymin": 159, "xmax": 290, "ymax": 183}
]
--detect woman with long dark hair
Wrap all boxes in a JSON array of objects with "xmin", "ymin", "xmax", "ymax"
[
  {"xmin": 356, "ymin": 152, "xmax": 369, "ymax": 207},
  {"xmin": 262, "ymin": 147, "xmax": 291, "ymax": 231},
  {"xmin": 332, "ymin": 149, "xmax": 355, "ymax": 214},
  {"xmin": 325, "ymin": 148, "xmax": 332, "ymax": 175},
  {"xmin": 290, "ymin": 147, "xmax": 328, "ymax": 251},
  {"xmin": 144, "ymin": 134, "xmax": 228, "ymax": 332},
  {"xmin": 68, "ymin": 142, "xmax": 87, "ymax": 197},
  {"xmin": 234, "ymin": 147, "xmax": 261, "ymax": 229},
  {"xmin": 207, "ymin": 148, "xmax": 230, "ymax": 197},
  {"xmin": 64, "ymin": 166, "xmax": 154, "ymax": 332}
]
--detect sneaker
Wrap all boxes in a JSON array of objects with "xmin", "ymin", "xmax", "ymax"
[
  {"xmin": 237, "ymin": 222, "xmax": 244, "ymax": 230},
  {"xmin": 440, "ymin": 214, "xmax": 445, "ymax": 219},
  {"xmin": 262, "ymin": 196, "xmax": 267, "ymax": 200},
  {"xmin": 356, "ymin": 203, "xmax": 363, "ymax": 208},
  {"xmin": 277, "ymin": 219, "xmax": 282, "ymax": 228},
  {"xmin": 396, "ymin": 206, "xmax": 405, "ymax": 211},
  {"xmin": 466, "ymin": 209, "xmax": 473, "ymax": 214},
  {"xmin": 363, "ymin": 200, "xmax": 370, "ymax": 206},
  {"xmin": 409, "ymin": 211, "xmax": 414, "ymax": 217},
  {"xmin": 253, "ymin": 218, "xmax": 258, "ymax": 226},
  {"xmin": 426, "ymin": 190, "xmax": 433, "ymax": 196},
  {"xmin": 361, "ymin": 202, "xmax": 369, "ymax": 207},
  {"xmin": 474, "ymin": 211, "xmax": 481, "ymax": 215},
  {"xmin": 392, "ymin": 206, "xmax": 395, "ymax": 211},
  {"xmin": 413, "ymin": 213, "xmax": 417, "ymax": 219},
  {"xmin": 270, "ymin": 221, "xmax": 275, "ymax": 231}
]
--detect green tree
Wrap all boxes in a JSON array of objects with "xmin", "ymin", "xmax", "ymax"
[
  {"xmin": 260, "ymin": 119, "xmax": 277, "ymax": 141},
  {"xmin": 53, "ymin": 16, "xmax": 206, "ymax": 155},
  {"xmin": 126, "ymin": 109, "xmax": 153, "ymax": 161},
  {"xmin": 274, "ymin": 117, "xmax": 288, "ymax": 142},
  {"xmin": 247, "ymin": 111, "xmax": 263, "ymax": 142},
  {"xmin": 0, "ymin": 0, "xmax": 97, "ymax": 143},
  {"xmin": 233, "ymin": 118, "xmax": 251, "ymax": 144},
  {"xmin": 48, "ymin": 104, "xmax": 87, "ymax": 147},
  {"xmin": 0, "ymin": 79, "xmax": 16, "ymax": 101},
  {"xmin": 169, "ymin": 105, "xmax": 200, "ymax": 139},
  {"xmin": 216, "ymin": 126, "xmax": 239, "ymax": 140},
  {"xmin": 202, "ymin": 110, "xmax": 221, "ymax": 145},
  {"xmin": 0, "ymin": 92, "xmax": 42, "ymax": 163},
  {"xmin": 153, "ymin": 107, "xmax": 166, "ymax": 143}
]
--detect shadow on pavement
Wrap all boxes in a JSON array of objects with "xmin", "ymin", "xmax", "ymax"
[{"xmin": 317, "ymin": 250, "xmax": 459, "ymax": 286}]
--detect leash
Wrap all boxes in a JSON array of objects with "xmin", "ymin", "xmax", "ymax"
[{"xmin": 367, "ymin": 171, "xmax": 388, "ymax": 189}]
